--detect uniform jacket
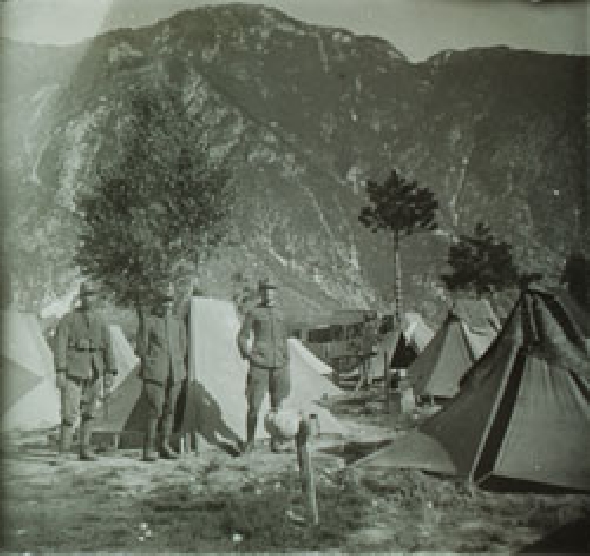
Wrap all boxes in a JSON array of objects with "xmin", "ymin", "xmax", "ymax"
[
  {"xmin": 361, "ymin": 320, "xmax": 379, "ymax": 354},
  {"xmin": 55, "ymin": 308, "xmax": 116, "ymax": 380},
  {"xmin": 237, "ymin": 303, "xmax": 289, "ymax": 369},
  {"xmin": 137, "ymin": 311, "xmax": 187, "ymax": 384}
]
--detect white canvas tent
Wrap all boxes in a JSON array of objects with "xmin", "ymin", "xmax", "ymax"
[
  {"xmin": 107, "ymin": 324, "xmax": 140, "ymax": 390},
  {"xmin": 2, "ymin": 311, "xmax": 60, "ymax": 430},
  {"xmin": 94, "ymin": 297, "xmax": 346, "ymax": 451}
]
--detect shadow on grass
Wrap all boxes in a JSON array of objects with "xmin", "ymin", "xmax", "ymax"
[{"xmin": 318, "ymin": 439, "xmax": 393, "ymax": 465}]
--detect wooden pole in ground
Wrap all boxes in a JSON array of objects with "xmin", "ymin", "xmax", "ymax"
[
  {"xmin": 384, "ymin": 350, "xmax": 390, "ymax": 414},
  {"xmin": 296, "ymin": 415, "xmax": 319, "ymax": 526}
]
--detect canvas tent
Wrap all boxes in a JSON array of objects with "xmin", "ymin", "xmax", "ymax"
[
  {"xmin": 94, "ymin": 297, "xmax": 346, "ymax": 451},
  {"xmin": 106, "ymin": 324, "xmax": 140, "ymax": 391},
  {"xmin": 409, "ymin": 299, "xmax": 500, "ymax": 400},
  {"xmin": 403, "ymin": 312, "xmax": 435, "ymax": 353},
  {"xmin": 343, "ymin": 312, "xmax": 434, "ymax": 381},
  {"xmin": 1, "ymin": 311, "xmax": 60, "ymax": 430},
  {"xmin": 391, "ymin": 312, "xmax": 435, "ymax": 369},
  {"xmin": 289, "ymin": 337, "xmax": 334, "ymax": 376},
  {"xmin": 357, "ymin": 287, "xmax": 590, "ymax": 492}
]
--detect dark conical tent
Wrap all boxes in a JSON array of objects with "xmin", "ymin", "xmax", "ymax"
[
  {"xmin": 409, "ymin": 311, "xmax": 480, "ymax": 399},
  {"xmin": 408, "ymin": 298, "xmax": 500, "ymax": 399},
  {"xmin": 357, "ymin": 288, "xmax": 590, "ymax": 492},
  {"xmin": 545, "ymin": 287, "xmax": 590, "ymax": 349},
  {"xmin": 390, "ymin": 333, "xmax": 418, "ymax": 369},
  {"xmin": 94, "ymin": 297, "xmax": 346, "ymax": 451}
]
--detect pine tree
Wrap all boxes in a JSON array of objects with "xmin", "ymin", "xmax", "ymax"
[
  {"xmin": 358, "ymin": 168, "xmax": 438, "ymax": 322},
  {"xmin": 441, "ymin": 221, "xmax": 519, "ymax": 296}
]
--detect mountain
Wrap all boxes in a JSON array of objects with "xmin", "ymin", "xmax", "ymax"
[{"xmin": 2, "ymin": 5, "xmax": 588, "ymax": 322}]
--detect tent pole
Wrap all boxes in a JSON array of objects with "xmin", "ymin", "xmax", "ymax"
[{"xmin": 384, "ymin": 350, "xmax": 390, "ymax": 414}]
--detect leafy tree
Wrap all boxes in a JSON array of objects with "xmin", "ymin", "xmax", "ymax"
[
  {"xmin": 359, "ymin": 168, "xmax": 438, "ymax": 322},
  {"xmin": 75, "ymin": 91, "xmax": 235, "ymax": 309},
  {"xmin": 441, "ymin": 222, "xmax": 520, "ymax": 296}
]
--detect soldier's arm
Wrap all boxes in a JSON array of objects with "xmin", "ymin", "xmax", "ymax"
[
  {"xmin": 181, "ymin": 318, "xmax": 188, "ymax": 367},
  {"xmin": 101, "ymin": 321, "xmax": 118, "ymax": 377},
  {"xmin": 237, "ymin": 312, "xmax": 253, "ymax": 359},
  {"xmin": 135, "ymin": 307, "xmax": 149, "ymax": 359}
]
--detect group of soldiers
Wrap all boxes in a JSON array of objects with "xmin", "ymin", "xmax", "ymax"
[{"xmin": 54, "ymin": 277, "xmax": 292, "ymax": 461}]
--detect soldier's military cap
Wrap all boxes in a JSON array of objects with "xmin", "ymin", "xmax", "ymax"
[
  {"xmin": 80, "ymin": 280, "xmax": 100, "ymax": 297},
  {"xmin": 258, "ymin": 277, "xmax": 278, "ymax": 291},
  {"xmin": 158, "ymin": 282, "xmax": 176, "ymax": 300}
]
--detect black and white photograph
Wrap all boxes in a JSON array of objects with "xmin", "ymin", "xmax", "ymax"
[{"xmin": 1, "ymin": 0, "xmax": 589, "ymax": 552}]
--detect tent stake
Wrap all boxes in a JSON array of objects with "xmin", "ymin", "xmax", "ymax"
[{"xmin": 296, "ymin": 415, "xmax": 319, "ymax": 526}]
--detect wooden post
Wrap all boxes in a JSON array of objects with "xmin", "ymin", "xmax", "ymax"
[
  {"xmin": 384, "ymin": 350, "xmax": 390, "ymax": 414},
  {"xmin": 296, "ymin": 415, "xmax": 319, "ymax": 526}
]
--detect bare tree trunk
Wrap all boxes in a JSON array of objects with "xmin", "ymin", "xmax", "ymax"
[{"xmin": 393, "ymin": 232, "xmax": 403, "ymax": 324}]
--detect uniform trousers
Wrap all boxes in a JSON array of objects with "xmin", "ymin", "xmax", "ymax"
[
  {"xmin": 61, "ymin": 376, "xmax": 101, "ymax": 425},
  {"xmin": 143, "ymin": 377, "xmax": 182, "ymax": 421},
  {"xmin": 246, "ymin": 364, "xmax": 290, "ymax": 415}
]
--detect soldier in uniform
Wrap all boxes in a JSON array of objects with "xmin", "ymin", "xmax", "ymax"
[
  {"xmin": 237, "ymin": 278, "xmax": 291, "ymax": 454},
  {"xmin": 355, "ymin": 312, "xmax": 379, "ymax": 391},
  {"xmin": 55, "ymin": 281, "xmax": 117, "ymax": 460},
  {"xmin": 137, "ymin": 282, "xmax": 187, "ymax": 462}
]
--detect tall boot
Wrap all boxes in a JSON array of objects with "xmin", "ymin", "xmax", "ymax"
[
  {"xmin": 79, "ymin": 418, "xmax": 97, "ymax": 461},
  {"xmin": 59, "ymin": 423, "xmax": 73, "ymax": 455},
  {"xmin": 142, "ymin": 418, "xmax": 159, "ymax": 462},
  {"xmin": 159, "ymin": 413, "xmax": 179, "ymax": 460},
  {"xmin": 242, "ymin": 411, "xmax": 257, "ymax": 455}
]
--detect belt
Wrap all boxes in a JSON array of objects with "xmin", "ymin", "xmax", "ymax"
[
  {"xmin": 72, "ymin": 347, "xmax": 100, "ymax": 353},
  {"xmin": 67, "ymin": 375, "xmax": 96, "ymax": 386}
]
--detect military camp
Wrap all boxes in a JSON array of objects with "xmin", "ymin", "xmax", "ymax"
[{"xmin": 2, "ymin": 1, "xmax": 589, "ymax": 552}]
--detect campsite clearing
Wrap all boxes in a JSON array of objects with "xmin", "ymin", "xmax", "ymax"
[{"xmin": 2, "ymin": 410, "xmax": 589, "ymax": 553}]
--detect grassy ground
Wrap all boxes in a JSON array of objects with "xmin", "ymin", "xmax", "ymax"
[{"xmin": 2, "ymin": 398, "xmax": 589, "ymax": 553}]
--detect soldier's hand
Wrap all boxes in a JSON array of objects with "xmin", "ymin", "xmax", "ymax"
[
  {"xmin": 55, "ymin": 371, "xmax": 67, "ymax": 390},
  {"xmin": 104, "ymin": 373, "xmax": 115, "ymax": 392}
]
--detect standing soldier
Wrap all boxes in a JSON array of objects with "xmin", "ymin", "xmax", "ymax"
[
  {"xmin": 355, "ymin": 312, "xmax": 379, "ymax": 391},
  {"xmin": 237, "ymin": 278, "xmax": 291, "ymax": 454},
  {"xmin": 55, "ymin": 281, "xmax": 117, "ymax": 460},
  {"xmin": 137, "ymin": 282, "xmax": 187, "ymax": 462}
]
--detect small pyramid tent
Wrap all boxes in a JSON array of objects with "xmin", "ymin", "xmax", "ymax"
[
  {"xmin": 357, "ymin": 288, "xmax": 590, "ymax": 492},
  {"xmin": 403, "ymin": 312, "xmax": 435, "ymax": 352},
  {"xmin": 1, "ymin": 311, "xmax": 60, "ymax": 430},
  {"xmin": 454, "ymin": 297, "xmax": 501, "ymax": 360},
  {"xmin": 391, "ymin": 312, "xmax": 435, "ymax": 369},
  {"xmin": 344, "ymin": 312, "xmax": 434, "ymax": 381},
  {"xmin": 409, "ymin": 300, "xmax": 499, "ymax": 399},
  {"xmin": 409, "ymin": 312, "xmax": 479, "ymax": 399},
  {"xmin": 94, "ymin": 298, "xmax": 346, "ymax": 450}
]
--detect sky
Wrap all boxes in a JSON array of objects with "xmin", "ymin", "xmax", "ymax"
[{"xmin": 1, "ymin": 0, "xmax": 588, "ymax": 61}]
